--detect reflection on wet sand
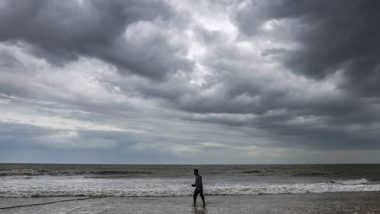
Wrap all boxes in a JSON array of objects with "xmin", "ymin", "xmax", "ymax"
[{"xmin": 192, "ymin": 205, "xmax": 207, "ymax": 214}]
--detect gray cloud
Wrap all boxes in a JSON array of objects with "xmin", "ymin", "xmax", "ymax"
[
  {"xmin": 0, "ymin": 0, "xmax": 192, "ymax": 79},
  {"xmin": 1, "ymin": 0, "xmax": 380, "ymax": 163},
  {"xmin": 235, "ymin": 0, "xmax": 380, "ymax": 97}
]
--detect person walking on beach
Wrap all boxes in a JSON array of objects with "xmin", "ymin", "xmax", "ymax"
[{"xmin": 192, "ymin": 169, "xmax": 206, "ymax": 206}]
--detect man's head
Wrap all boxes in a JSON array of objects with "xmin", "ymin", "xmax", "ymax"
[{"xmin": 194, "ymin": 169, "xmax": 199, "ymax": 175}]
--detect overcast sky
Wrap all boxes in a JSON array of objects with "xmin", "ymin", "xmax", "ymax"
[{"xmin": 1, "ymin": 0, "xmax": 380, "ymax": 164}]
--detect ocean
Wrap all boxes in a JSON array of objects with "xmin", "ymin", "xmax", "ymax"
[{"xmin": 1, "ymin": 164, "xmax": 380, "ymax": 198}]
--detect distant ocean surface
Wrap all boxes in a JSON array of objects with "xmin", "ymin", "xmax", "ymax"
[{"xmin": 1, "ymin": 164, "xmax": 380, "ymax": 198}]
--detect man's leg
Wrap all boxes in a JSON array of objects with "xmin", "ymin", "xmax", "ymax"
[
  {"xmin": 193, "ymin": 190, "xmax": 198, "ymax": 205},
  {"xmin": 200, "ymin": 191, "xmax": 206, "ymax": 206}
]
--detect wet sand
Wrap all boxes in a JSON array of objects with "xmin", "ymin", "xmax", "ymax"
[{"xmin": 1, "ymin": 192, "xmax": 380, "ymax": 214}]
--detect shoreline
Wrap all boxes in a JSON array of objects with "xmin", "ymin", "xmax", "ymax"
[{"xmin": 1, "ymin": 192, "xmax": 380, "ymax": 214}]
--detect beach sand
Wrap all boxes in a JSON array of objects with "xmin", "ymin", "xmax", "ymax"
[{"xmin": 1, "ymin": 192, "xmax": 380, "ymax": 214}]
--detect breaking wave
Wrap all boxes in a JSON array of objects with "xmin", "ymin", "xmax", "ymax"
[
  {"xmin": 1, "ymin": 176, "xmax": 379, "ymax": 198},
  {"xmin": 329, "ymin": 178, "xmax": 369, "ymax": 185}
]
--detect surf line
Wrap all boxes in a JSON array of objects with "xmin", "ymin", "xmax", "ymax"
[{"xmin": 0, "ymin": 197, "xmax": 94, "ymax": 210}]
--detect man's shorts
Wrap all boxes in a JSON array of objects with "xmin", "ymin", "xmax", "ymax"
[{"xmin": 193, "ymin": 189, "xmax": 204, "ymax": 198}]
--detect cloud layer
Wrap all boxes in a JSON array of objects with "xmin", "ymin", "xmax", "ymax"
[{"xmin": 1, "ymin": 0, "xmax": 380, "ymax": 163}]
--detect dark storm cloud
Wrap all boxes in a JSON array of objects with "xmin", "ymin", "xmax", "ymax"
[
  {"xmin": 235, "ymin": 0, "xmax": 380, "ymax": 97},
  {"xmin": 1, "ymin": 0, "xmax": 380, "ymax": 163},
  {"xmin": 185, "ymin": 101, "xmax": 380, "ymax": 151},
  {"xmin": 0, "ymin": 0, "xmax": 191, "ymax": 79}
]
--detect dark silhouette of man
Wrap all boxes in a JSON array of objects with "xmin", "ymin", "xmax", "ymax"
[{"xmin": 192, "ymin": 169, "xmax": 206, "ymax": 206}]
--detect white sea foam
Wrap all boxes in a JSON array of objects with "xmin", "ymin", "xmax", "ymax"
[
  {"xmin": 329, "ymin": 178, "xmax": 369, "ymax": 185},
  {"xmin": 0, "ymin": 176, "xmax": 379, "ymax": 198}
]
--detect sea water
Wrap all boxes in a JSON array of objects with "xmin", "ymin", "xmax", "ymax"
[{"xmin": 1, "ymin": 164, "xmax": 379, "ymax": 197}]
